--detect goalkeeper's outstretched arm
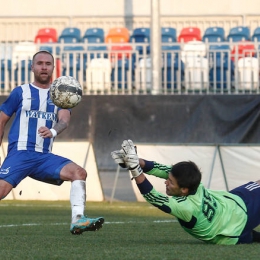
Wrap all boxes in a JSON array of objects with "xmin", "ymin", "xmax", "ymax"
[{"xmin": 139, "ymin": 159, "xmax": 171, "ymax": 180}]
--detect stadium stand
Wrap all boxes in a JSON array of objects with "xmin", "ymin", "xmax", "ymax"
[{"xmin": 1, "ymin": 22, "xmax": 260, "ymax": 94}]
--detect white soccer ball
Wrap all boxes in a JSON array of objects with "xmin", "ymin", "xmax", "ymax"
[{"xmin": 50, "ymin": 76, "xmax": 82, "ymax": 109}]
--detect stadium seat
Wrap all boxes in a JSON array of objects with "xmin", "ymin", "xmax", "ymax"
[
  {"xmin": 61, "ymin": 46, "xmax": 85, "ymax": 78},
  {"xmin": 161, "ymin": 54, "xmax": 185, "ymax": 90},
  {"xmin": 82, "ymin": 28, "xmax": 104, "ymax": 43},
  {"xmin": 227, "ymin": 26, "xmax": 251, "ymax": 42},
  {"xmin": 15, "ymin": 59, "xmax": 32, "ymax": 85},
  {"xmin": 86, "ymin": 58, "xmax": 112, "ymax": 92},
  {"xmin": 184, "ymin": 57, "xmax": 209, "ymax": 90},
  {"xmin": 1, "ymin": 59, "xmax": 12, "ymax": 88},
  {"xmin": 202, "ymin": 27, "xmax": 225, "ymax": 42},
  {"xmin": 85, "ymin": 45, "xmax": 108, "ymax": 60},
  {"xmin": 12, "ymin": 41, "xmax": 37, "ymax": 65},
  {"xmin": 110, "ymin": 44, "xmax": 133, "ymax": 61},
  {"xmin": 137, "ymin": 57, "xmax": 152, "ymax": 90},
  {"xmin": 130, "ymin": 28, "xmax": 150, "ymax": 56},
  {"xmin": 34, "ymin": 28, "xmax": 58, "ymax": 43},
  {"xmin": 111, "ymin": 58, "xmax": 135, "ymax": 89},
  {"xmin": 231, "ymin": 42, "xmax": 256, "ymax": 61},
  {"xmin": 161, "ymin": 27, "xmax": 177, "ymax": 42},
  {"xmin": 181, "ymin": 41, "xmax": 206, "ymax": 64},
  {"xmin": 209, "ymin": 53, "xmax": 235, "ymax": 90},
  {"xmin": 237, "ymin": 57, "xmax": 259, "ymax": 90},
  {"xmin": 178, "ymin": 27, "xmax": 201, "ymax": 42},
  {"xmin": 58, "ymin": 27, "xmax": 81, "ymax": 43},
  {"xmin": 105, "ymin": 27, "xmax": 130, "ymax": 43},
  {"xmin": 130, "ymin": 28, "xmax": 150, "ymax": 43},
  {"xmin": 252, "ymin": 27, "xmax": 260, "ymax": 42}
]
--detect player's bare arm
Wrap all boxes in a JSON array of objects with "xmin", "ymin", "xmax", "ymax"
[
  {"xmin": 0, "ymin": 111, "xmax": 10, "ymax": 145},
  {"xmin": 38, "ymin": 109, "xmax": 71, "ymax": 138}
]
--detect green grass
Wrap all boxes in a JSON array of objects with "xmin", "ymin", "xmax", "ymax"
[{"xmin": 0, "ymin": 201, "xmax": 260, "ymax": 260}]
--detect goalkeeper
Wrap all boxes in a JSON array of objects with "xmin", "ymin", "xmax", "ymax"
[{"xmin": 111, "ymin": 140, "xmax": 260, "ymax": 245}]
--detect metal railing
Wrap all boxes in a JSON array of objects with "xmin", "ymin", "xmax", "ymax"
[{"xmin": 1, "ymin": 41, "xmax": 260, "ymax": 95}]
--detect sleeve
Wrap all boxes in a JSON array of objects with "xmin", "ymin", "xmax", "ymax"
[
  {"xmin": 137, "ymin": 178, "xmax": 193, "ymax": 221},
  {"xmin": 143, "ymin": 160, "xmax": 171, "ymax": 180},
  {"xmin": 0, "ymin": 87, "xmax": 21, "ymax": 116}
]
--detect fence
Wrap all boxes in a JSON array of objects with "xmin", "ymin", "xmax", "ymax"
[
  {"xmin": 1, "ymin": 14, "xmax": 260, "ymax": 43},
  {"xmin": 1, "ymin": 41, "xmax": 260, "ymax": 94}
]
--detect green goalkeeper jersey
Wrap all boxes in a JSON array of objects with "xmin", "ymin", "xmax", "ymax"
[{"xmin": 141, "ymin": 162, "xmax": 248, "ymax": 245}]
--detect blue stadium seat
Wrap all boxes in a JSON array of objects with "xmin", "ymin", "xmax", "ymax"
[
  {"xmin": 252, "ymin": 27, "xmax": 260, "ymax": 42},
  {"xmin": 202, "ymin": 27, "xmax": 225, "ymax": 42},
  {"xmin": 39, "ymin": 44, "xmax": 60, "ymax": 55},
  {"xmin": 209, "ymin": 44, "xmax": 231, "ymax": 59},
  {"xmin": 227, "ymin": 26, "xmax": 251, "ymax": 42},
  {"xmin": 85, "ymin": 45, "xmax": 108, "ymax": 60},
  {"xmin": 1, "ymin": 59, "xmax": 12, "ymax": 88},
  {"xmin": 61, "ymin": 46, "xmax": 85, "ymax": 78},
  {"xmin": 130, "ymin": 28, "xmax": 150, "ymax": 43},
  {"xmin": 82, "ymin": 28, "xmax": 104, "ymax": 43},
  {"xmin": 161, "ymin": 27, "xmax": 176, "ymax": 42},
  {"xmin": 15, "ymin": 60, "xmax": 32, "ymax": 85},
  {"xmin": 209, "ymin": 54, "xmax": 235, "ymax": 90},
  {"xmin": 58, "ymin": 27, "xmax": 81, "ymax": 43},
  {"xmin": 161, "ymin": 54, "xmax": 185, "ymax": 89},
  {"xmin": 111, "ymin": 58, "xmax": 135, "ymax": 89},
  {"xmin": 130, "ymin": 28, "xmax": 150, "ymax": 55}
]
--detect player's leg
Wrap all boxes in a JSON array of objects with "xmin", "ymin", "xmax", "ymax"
[
  {"xmin": 0, "ymin": 150, "xmax": 32, "ymax": 200},
  {"xmin": 230, "ymin": 181, "xmax": 260, "ymax": 244},
  {"xmin": 30, "ymin": 153, "xmax": 104, "ymax": 235},
  {"xmin": 60, "ymin": 162, "xmax": 104, "ymax": 234},
  {"xmin": 0, "ymin": 180, "xmax": 13, "ymax": 200},
  {"xmin": 251, "ymin": 179, "xmax": 260, "ymax": 242}
]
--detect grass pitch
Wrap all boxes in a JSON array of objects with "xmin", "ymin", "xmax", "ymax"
[{"xmin": 0, "ymin": 201, "xmax": 259, "ymax": 260}]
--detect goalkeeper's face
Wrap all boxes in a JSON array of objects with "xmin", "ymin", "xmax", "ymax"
[{"xmin": 165, "ymin": 174, "xmax": 188, "ymax": 197}]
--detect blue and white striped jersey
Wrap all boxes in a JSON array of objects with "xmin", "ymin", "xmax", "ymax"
[{"xmin": 0, "ymin": 84, "xmax": 60, "ymax": 153}]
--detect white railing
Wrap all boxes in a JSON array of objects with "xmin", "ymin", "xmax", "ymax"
[
  {"xmin": 1, "ymin": 14, "xmax": 260, "ymax": 43},
  {"xmin": 0, "ymin": 41, "xmax": 260, "ymax": 95}
]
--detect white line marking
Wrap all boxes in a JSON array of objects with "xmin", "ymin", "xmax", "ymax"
[{"xmin": 0, "ymin": 220, "xmax": 178, "ymax": 228}]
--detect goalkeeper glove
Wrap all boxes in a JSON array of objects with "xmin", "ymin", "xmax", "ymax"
[
  {"xmin": 121, "ymin": 139, "xmax": 143, "ymax": 178},
  {"xmin": 111, "ymin": 149, "xmax": 127, "ymax": 168}
]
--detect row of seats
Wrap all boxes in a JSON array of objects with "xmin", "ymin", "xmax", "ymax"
[
  {"xmin": 34, "ymin": 26, "xmax": 260, "ymax": 45},
  {"xmin": 1, "ymin": 53, "xmax": 258, "ymax": 91}
]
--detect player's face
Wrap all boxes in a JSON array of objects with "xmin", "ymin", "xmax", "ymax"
[
  {"xmin": 31, "ymin": 53, "xmax": 54, "ymax": 85},
  {"xmin": 165, "ymin": 174, "xmax": 186, "ymax": 196}
]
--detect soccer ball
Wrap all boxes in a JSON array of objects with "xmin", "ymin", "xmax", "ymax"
[{"xmin": 50, "ymin": 76, "xmax": 82, "ymax": 109}]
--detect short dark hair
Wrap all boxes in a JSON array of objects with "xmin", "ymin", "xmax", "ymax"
[
  {"xmin": 170, "ymin": 161, "xmax": 201, "ymax": 194},
  {"xmin": 32, "ymin": 50, "xmax": 54, "ymax": 63}
]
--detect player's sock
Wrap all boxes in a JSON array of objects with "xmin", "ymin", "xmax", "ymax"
[
  {"xmin": 252, "ymin": 230, "xmax": 260, "ymax": 243},
  {"xmin": 70, "ymin": 180, "xmax": 86, "ymax": 223}
]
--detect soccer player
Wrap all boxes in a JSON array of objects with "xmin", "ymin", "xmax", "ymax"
[
  {"xmin": 111, "ymin": 140, "xmax": 260, "ymax": 245},
  {"xmin": 0, "ymin": 50, "xmax": 104, "ymax": 234}
]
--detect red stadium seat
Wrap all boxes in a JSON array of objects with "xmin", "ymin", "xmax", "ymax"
[
  {"xmin": 178, "ymin": 27, "xmax": 201, "ymax": 42},
  {"xmin": 231, "ymin": 41, "xmax": 256, "ymax": 61},
  {"xmin": 34, "ymin": 28, "xmax": 58, "ymax": 43},
  {"xmin": 109, "ymin": 45, "xmax": 132, "ymax": 62}
]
